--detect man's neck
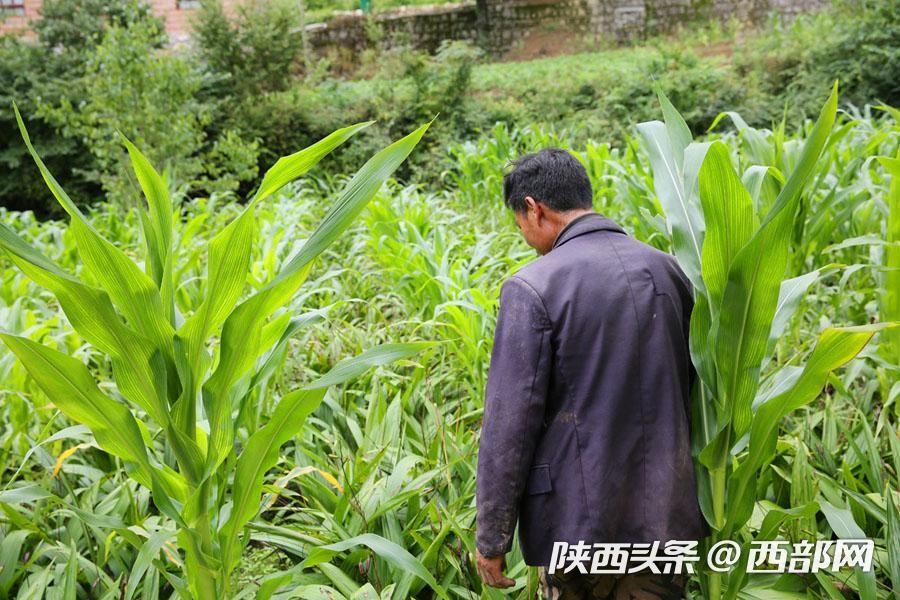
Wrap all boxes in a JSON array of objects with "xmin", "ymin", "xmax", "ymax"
[
  {"xmin": 546, "ymin": 209, "xmax": 596, "ymax": 253},
  {"xmin": 553, "ymin": 209, "xmax": 595, "ymax": 236}
]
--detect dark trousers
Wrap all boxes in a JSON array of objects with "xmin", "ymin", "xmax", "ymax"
[{"xmin": 538, "ymin": 568, "xmax": 685, "ymax": 600}]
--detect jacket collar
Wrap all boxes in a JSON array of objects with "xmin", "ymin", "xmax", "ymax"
[{"xmin": 552, "ymin": 213, "xmax": 626, "ymax": 250}]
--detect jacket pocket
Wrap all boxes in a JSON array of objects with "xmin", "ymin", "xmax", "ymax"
[{"xmin": 525, "ymin": 463, "xmax": 552, "ymax": 495}]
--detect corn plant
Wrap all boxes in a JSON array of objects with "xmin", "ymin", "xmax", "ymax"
[
  {"xmin": 638, "ymin": 84, "xmax": 895, "ymax": 598},
  {"xmin": 0, "ymin": 107, "xmax": 432, "ymax": 599}
]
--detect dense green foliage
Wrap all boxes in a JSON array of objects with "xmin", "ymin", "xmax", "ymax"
[{"xmin": 1, "ymin": 86, "xmax": 898, "ymax": 597}]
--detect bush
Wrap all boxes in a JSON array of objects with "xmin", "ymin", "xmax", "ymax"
[
  {"xmin": 194, "ymin": 0, "xmax": 305, "ymax": 98},
  {"xmin": 0, "ymin": 38, "xmax": 100, "ymax": 215},
  {"xmin": 37, "ymin": 22, "xmax": 211, "ymax": 205},
  {"xmin": 736, "ymin": 0, "xmax": 900, "ymax": 116},
  {"xmin": 0, "ymin": 0, "xmax": 164, "ymax": 215}
]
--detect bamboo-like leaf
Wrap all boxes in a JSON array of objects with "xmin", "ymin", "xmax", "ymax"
[
  {"xmin": 219, "ymin": 388, "xmax": 327, "ymax": 571},
  {"xmin": 303, "ymin": 342, "xmax": 432, "ymax": 389},
  {"xmin": 125, "ymin": 529, "xmax": 177, "ymax": 600},
  {"xmin": 298, "ymin": 533, "xmax": 450, "ymax": 600},
  {"xmin": 886, "ymin": 489, "xmax": 900, "ymax": 600}
]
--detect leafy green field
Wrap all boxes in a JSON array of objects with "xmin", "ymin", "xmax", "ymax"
[{"xmin": 0, "ymin": 80, "xmax": 898, "ymax": 598}]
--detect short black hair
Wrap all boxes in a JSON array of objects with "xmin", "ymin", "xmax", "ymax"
[{"xmin": 502, "ymin": 148, "xmax": 593, "ymax": 213}]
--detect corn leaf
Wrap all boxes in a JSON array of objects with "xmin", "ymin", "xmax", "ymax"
[
  {"xmin": 202, "ymin": 121, "xmax": 432, "ymax": 476},
  {"xmin": 122, "ymin": 136, "xmax": 173, "ymax": 295},
  {"xmin": 250, "ymin": 121, "xmax": 373, "ymax": 207},
  {"xmin": 725, "ymin": 323, "xmax": 892, "ymax": 532},
  {"xmin": 14, "ymin": 106, "xmax": 175, "ymax": 357},
  {"xmin": 698, "ymin": 141, "xmax": 757, "ymax": 322},
  {"xmin": 0, "ymin": 334, "xmax": 154, "ymax": 486},
  {"xmin": 636, "ymin": 116, "xmax": 707, "ymax": 291},
  {"xmin": 0, "ymin": 224, "xmax": 170, "ymax": 424},
  {"xmin": 715, "ymin": 83, "xmax": 838, "ymax": 437}
]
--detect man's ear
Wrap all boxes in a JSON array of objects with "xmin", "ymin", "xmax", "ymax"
[{"xmin": 524, "ymin": 196, "xmax": 541, "ymax": 220}]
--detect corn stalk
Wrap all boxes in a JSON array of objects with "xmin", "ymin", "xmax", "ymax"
[
  {"xmin": 638, "ymin": 84, "xmax": 894, "ymax": 597},
  {"xmin": 0, "ymin": 106, "xmax": 432, "ymax": 598}
]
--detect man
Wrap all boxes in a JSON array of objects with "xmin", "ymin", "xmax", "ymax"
[{"xmin": 475, "ymin": 149, "xmax": 707, "ymax": 599}]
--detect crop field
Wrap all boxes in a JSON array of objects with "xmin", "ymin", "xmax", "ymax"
[
  {"xmin": 0, "ymin": 74, "xmax": 899, "ymax": 600},
  {"xmin": 0, "ymin": 0, "xmax": 900, "ymax": 576}
]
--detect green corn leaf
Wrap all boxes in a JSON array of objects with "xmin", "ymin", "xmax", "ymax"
[
  {"xmin": 724, "ymin": 322, "xmax": 893, "ymax": 532},
  {"xmin": 0, "ymin": 223, "xmax": 169, "ymax": 424},
  {"xmin": 171, "ymin": 123, "xmax": 368, "ymax": 460},
  {"xmin": 657, "ymin": 87, "xmax": 692, "ymax": 172},
  {"xmin": 636, "ymin": 116, "xmax": 707, "ymax": 291},
  {"xmin": 202, "ymin": 120, "xmax": 432, "ymax": 476},
  {"xmin": 715, "ymin": 83, "xmax": 838, "ymax": 438},
  {"xmin": 878, "ymin": 152, "xmax": 900, "ymax": 365},
  {"xmin": 298, "ymin": 533, "xmax": 449, "ymax": 600},
  {"xmin": 708, "ymin": 111, "xmax": 775, "ymax": 166},
  {"xmin": 250, "ymin": 121, "xmax": 373, "ymax": 207},
  {"xmin": 14, "ymin": 105, "xmax": 175, "ymax": 358},
  {"xmin": 122, "ymin": 135, "xmax": 173, "ymax": 294},
  {"xmin": 698, "ymin": 141, "xmax": 757, "ymax": 322},
  {"xmin": 175, "ymin": 209, "xmax": 257, "ymax": 436},
  {"xmin": 0, "ymin": 334, "xmax": 155, "ymax": 486},
  {"xmin": 0, "ymin": 333, "xmax": 187, "ymax": 523},
  {"xmin": 764, "ymin": 265, "xmax": 839, "ymax": 368},
  {"xmin": 742, "ymin": 165, "xmax": 784, "ymax": 215},
  {"xmin": 271, "ymin": 120, "xmax": 433, "ymax": 282}
]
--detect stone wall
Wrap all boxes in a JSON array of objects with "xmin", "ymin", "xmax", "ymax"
[
  {"xmin": 306, "ymin": 3, "xmax": 481, "ymax": 55},
  {"xmin": 305, "ymin": 0, "xmax": 829, "ymax": 56},
  {"xmin": 1, "ymin": 0, "xmax": 828, "ymax": 52}
]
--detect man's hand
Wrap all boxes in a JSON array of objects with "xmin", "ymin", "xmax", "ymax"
[{"xmin": 475, "ymin": 549, "xmax": 515, "ymax": 588}]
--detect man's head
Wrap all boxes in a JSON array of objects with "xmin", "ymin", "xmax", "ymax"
[{"xmin": 503, "ymin": 148, "xmax": 594, "ymax": 255}]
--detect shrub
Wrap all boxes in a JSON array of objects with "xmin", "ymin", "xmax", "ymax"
[
  {"xmin": 0, "ymin": 0, "xmax": 163, "ymax": 215},
  {"xmin": 194, "ymin": 0, "xmax": 305, "ymax": 98},
  {"xmin": 736, "ymin": 0, "xmax": 900, "ymax": 116}
]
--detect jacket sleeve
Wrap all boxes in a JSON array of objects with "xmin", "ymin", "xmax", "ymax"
[{"xmin": 476, "ymin": 275, "xmax": 552, "ymax": 557}]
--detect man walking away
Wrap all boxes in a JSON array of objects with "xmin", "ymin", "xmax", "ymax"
[{"xmin": 474, "ymin": 149, "xmax": 708, "ymax": 599}]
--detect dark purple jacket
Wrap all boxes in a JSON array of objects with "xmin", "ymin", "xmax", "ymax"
[{"xmin": 475, "ymin": 213, "xmax": 708, "ymax": 566}]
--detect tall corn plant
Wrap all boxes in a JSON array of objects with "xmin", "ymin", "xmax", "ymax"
[
  {"xmin": 0, "ymin": 106, "xmax": 431, "ymax": 598},
  {"xmin": 638, "ymin": 84, "xmax": 894, "ymax": 598}
]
